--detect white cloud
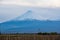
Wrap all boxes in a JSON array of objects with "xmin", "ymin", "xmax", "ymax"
[
  {"xmin": 0, "ymin": 5, "xmax": 60, "ymax": 23},
  {"xmin": 0, "ymin": 0, "xmax": 60, "ymax": 7}
]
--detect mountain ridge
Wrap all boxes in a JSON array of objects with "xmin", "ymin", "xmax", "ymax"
[{"xmin": 13, "ymin": 10, "xmax": 50, "ymax": 21}]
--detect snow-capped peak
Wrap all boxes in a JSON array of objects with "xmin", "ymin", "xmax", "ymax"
[{"xmin": 14, "ymin": 10, "xmax": 47, "ymax": 21}]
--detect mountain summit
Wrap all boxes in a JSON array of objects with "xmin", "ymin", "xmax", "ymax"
[
  {"xmin": 14, "ymin": 10, "xmax": 46, "ymax": 21},
  {"xmin": 14, "ymin": 10, "xmax": 33, "ymax": 20}
]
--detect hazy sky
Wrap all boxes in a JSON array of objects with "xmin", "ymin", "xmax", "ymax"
[
  {"xmin": 0, "ymin": 0, "xmax": 60, "ymax": 23},
  {"xmin": 0, "ymin": 0, "xmax": 60, "ymax": 7}
]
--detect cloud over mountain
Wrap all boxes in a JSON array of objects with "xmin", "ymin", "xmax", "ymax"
[
  {"xmin": 0, "ymin": 5, "xmax": 60, "ymax": 23},
  {"xmin": 1, "ymin": 0, "xmax": 60, "ymax": 7},
  {"xmin": 14, "ymin": 10, "xmax": 46, "ymax": 21},
  {"xmin": 14, "ymin": 9, "xmax": 60, "ymax": 21}
]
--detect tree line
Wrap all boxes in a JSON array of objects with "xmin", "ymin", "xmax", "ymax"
[
  {"xmin": 38, "ymin": 32, "xmax": 60, "ymax": 35},
  {"xmin": 0, "ymin": 32, "xmax": 60, "ymax": 35}
]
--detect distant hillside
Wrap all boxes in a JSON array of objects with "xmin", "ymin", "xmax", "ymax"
[{"xmin": 1, "ymin": 19, "xmax": 60, "ymax": 33}]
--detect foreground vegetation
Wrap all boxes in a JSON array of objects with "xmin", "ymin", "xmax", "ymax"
[
  {"xmin": 0, "ymin": 34, "xmax": 60, "ymax": 40},
  {"xmin": 0, "ymin": 32, "xmax": 60, "ymax": 40}
]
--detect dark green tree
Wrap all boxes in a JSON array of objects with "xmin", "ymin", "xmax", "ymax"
[
  {"xmin": 0, "ymin": 32, "xmax": 1, "ymax": 35},
  {"xmin": 38, "ymin": 32, "xmax": 43, "ymax": 35},
  {"xmin": 50, "ymin": 32, "xmax": 57, "ymax": 35}
]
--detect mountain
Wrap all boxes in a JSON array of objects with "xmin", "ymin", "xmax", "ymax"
[
  {"xmin": 0, "ymin": 6, "xmax": 60, "ymax": 23},
  {"xmin": 13, "ymin": 10, "xmax": 49, "ymax": 21},
  {"xmin": 1, "ymin": 19, "xmax": 60, "ymax": 33},
  {"xmin": 0, "ymin": 10, "xmax": 60, "ymax": 34}
]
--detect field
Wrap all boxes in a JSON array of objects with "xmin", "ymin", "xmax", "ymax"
[{"xmin": 0, "ymin": 34, "xmax": 60, "ymax": 40}]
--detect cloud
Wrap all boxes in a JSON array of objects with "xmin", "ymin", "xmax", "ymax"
[
  {"xmin": 0, "ymin": 5, "xmax": 60, "ymax": 23},
  {"xmin": 0, "ymin": 0, "xmax": 60, "ymax": 7}
]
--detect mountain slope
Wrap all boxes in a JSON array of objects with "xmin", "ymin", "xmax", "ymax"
[
  {"xmin": 14, "ymin": 10, "xmax": 46, "ymax": 21},
  {"xmin": 1, "ymin": 19, "xmax": 60, "ymax": 33},
  {"xmin": 1, "ymin": 10, "xmax": 60, "ymax": 33}
]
